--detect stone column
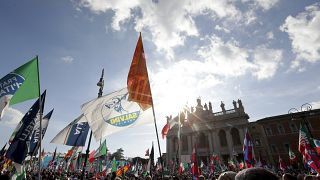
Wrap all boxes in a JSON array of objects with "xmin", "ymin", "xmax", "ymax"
[
  {"xmin": 212, "ymin": 130, "xmax": 220, "ymax": 154},
  {"xmin": 188, "ymin": 135, "xmax": 192, "ymax": 154},
  {"xmin": 239, "ymin": 127, "xmax": 245, "ymax": 145},
  {"xmin": 226, "ymin": 128, "xmax": 234, "ymax": 158},
  {"xmin": 208, "ymin": 131, "xmax": 213, "ymax": 154},
  {"xmin": 166, "ymin": 137, "xmax": 171, "ymax": 164}
]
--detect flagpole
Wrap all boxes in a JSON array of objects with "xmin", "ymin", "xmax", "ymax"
[
  {"xmin": 81, "ymin": 69, "xmax": 104, "ymax": 180},
  {"xmin": 36, "ymin": 56, "xmax": 43, "ymax": 180}
]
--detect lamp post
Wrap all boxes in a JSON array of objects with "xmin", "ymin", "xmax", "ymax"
[{"xmin": 288, "ymin": 103, "xmax": 313, "ymax": 138}]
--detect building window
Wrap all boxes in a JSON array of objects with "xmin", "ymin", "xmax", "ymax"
[
  {"xmin": 278, "ymin": 124, "xmax": 285, "ymax": 134},
  {"xmin": 271, "ymin": 144, "xmax": 277, "ymax": 153},
  {"xmin": 284, "ymin": 143, "xmax": 290, "ymax": 153},
  {"xmin": 289, "ymin": 123, "xmax": 298, "ymax": 132},
  {"xmin": 198, "ymin": 133, "xmax": 208, "ymax": 148},
  {"xmin": 265, "ymin": 127, "xmax": 272, "ymax": 136},
  {"xmin": 231, "ymin": 128, "xmax": 241, "ymax": 146},
  {"xmin": 255, "ymin": 139, "xmax": 261, "ymax": 147},
  {"xmin": 182, "ymin": 136, "xmax": 188, "ymax": 151},
  {"xmin": 219, "ymin": 130, "xmax": 228, "ymax": 147}
]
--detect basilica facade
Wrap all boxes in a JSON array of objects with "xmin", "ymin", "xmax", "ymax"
[{"xmin": 166, "ymin": 98, "xmax": 249, "ymax": 165}]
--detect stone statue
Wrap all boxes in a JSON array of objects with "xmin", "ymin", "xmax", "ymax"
[
  {"xmin": 233, "ymin": 100, "xmax": 237, "ymax": 109},
  {"xmin": 204, "ymin": 103, "xmax": 208, "ymax": 111},
  {"xmin": 220, "ymin": 101, "xmax": 226, "ymax": 113},
  {"xmin": 209, "ymin": 102, "xmax": 213, "ymax": 112},
  {"xmin": 238, "ymin": 99, "xmax": 244, "ymax": 111}
]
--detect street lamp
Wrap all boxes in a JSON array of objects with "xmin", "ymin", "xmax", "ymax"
[{"xmin": 288, "ymin": 103, "xmax": 313, "ymax": 138}]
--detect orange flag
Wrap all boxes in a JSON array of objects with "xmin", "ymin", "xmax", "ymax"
[{"xmin": 127, "ymin": 33, "xmax": 153, "ymax": 111}]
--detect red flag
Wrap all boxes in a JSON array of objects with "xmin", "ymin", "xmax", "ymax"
[
  {"xmin": 279, "ymin": 155, "xmax": 286, "ymax": 171},
  {"xmin": 64, "ymin": 147, "xmax": 74, "ymax": 160},
  {"xmin": 161, "ymin": 123, "xmax": 169, "ymax": 139},
  {"xmin": 191, "ymin": 146, "xmax": 199, "ymax": 178},
  {"xmin": 89, "ymin": 150, "xmax": 96, "ymax": 163},
  {"xmin": 127, "ymin": 33, "xmax": 152, "ymax": 111}
]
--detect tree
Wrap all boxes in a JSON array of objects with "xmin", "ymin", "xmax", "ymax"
[{"xmin": 111, "ymin": 148, "xmax": 124, "ymax": 160}]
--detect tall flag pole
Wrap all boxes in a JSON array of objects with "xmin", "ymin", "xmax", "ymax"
[
  {"xmin": 81, "ymin": 69, "xmax": 104, "ymax": 180},
  {"xmin": 36, "ymin": 56, "xmax": 43, "ymax": 180},
  {"xmin": 127, "ymin": 32, "xmax": 164, "ymax": 173}
]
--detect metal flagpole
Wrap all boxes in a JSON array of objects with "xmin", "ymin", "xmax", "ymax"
[
  {"xmin": 36, "ymin": 56, "xmax": 43, "ymax": 180},
  {"xmin": 81, "ymin": 69, "xmax": 104, "ymax": 180}
]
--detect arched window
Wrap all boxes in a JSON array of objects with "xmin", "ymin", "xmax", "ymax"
[
  {"xmin": 231, "ymin": 128, "xmax": 241, "ymax": 146},
  {"xmin": 219, "ymin": 130, "xmax": 228, "ymax": 147},
  {"xmin": 198, "ymin": 132, "xmax": 208, "ymax": 148}
]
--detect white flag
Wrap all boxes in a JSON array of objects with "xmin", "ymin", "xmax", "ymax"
[
  {"xmin": 81, "ymin": 87, "xmax": 153, "ymax": 140},
  {"xmin": 50, "ymin": 114, "xmax": 90, "ymax": 146}
]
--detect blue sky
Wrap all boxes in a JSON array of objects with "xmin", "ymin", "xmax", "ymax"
[{"xmin": 1, "ymin": 0, "xmax": 320, "ymax": 159}]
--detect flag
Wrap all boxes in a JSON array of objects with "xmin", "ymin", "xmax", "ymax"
[
  {"xmin": 178, "ymin": 162, "xmax": 184, "ymax": 175},
  {"xmin": 279, "ymin": 155, "xmax": 286, "ymax": 171},
  {"xmin": 0, "ymin": 57, "xmax": 40, "ymax": 119},
  {"xmin": 88, "ymin": 149, "xmax": 96, "ymax": 163},
  {"xmin": 161, "ymin": 123, "xmax": 169, "ymax": 139},
  {"xmin": 94, "ymin": 139, "xmax": 107, "ymax": 158},
  {"xmin": 298, "ymin": 124, "xmax": 320, "ymax": 173},
  {"xmin": 288, "ymin": 147, "xmax": 297, "ymax": 163},
  {"xmin": 111, "ymin": 157, "xmax": 117, "ymax": 172},
  {"xmin": 313, "ymin": 139, "xmax": 320, "ymax": 155},
  {"xmin": 29, "ymin": 109, "xmax": 54, "ymax": 156},
  {"xmin": 81, "ymin": 88, "xmax": 153, "ymax": 140},
  {"xmin": 0, "ymin": 143, "xmax": 7, "ymax": 156},
  {"xmin": 191, "ymin": 145, "xmax": 199, "ymax": 179},
  {"xmin": 150, "ymin": 142, "xmax": 154, "ymax": 168},
  {"xmin": 127, "ymin": 33, "xmax": 153, "ymax": 111},
  {"xmin": 243, "ymin": 128, "xmax": 255, "ymax": 168},
  {"xmin": 51, "ymin": 147, "xmax": 57, "ymax": 163},
  {"xmin": 5, "ymin": 91, "xmax": 46, "ymax": 164},
  {"xmin": 50, "ymin": 114, "xmax": 90, "ymax": 146},
  {"xmin": 145, "ymin": 148, "xmax": 149, "ymax": 156}
]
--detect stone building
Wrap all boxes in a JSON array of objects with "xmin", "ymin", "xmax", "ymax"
[
  {"xmin": 249, "ymin": 108, "xmax": 320, "ymax": 166},
  {"xmin": 166, "ymin": 98, "xmax": 249, "ymax": 165}
]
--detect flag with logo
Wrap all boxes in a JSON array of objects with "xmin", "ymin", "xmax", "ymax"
[
  {"xmin": 0, "ymin": 57, "xmax": 40, "ymax": 119},
  {"xmin": 81, "ymin": 34, "xmax": 153, "ymax": 140},
  {"xmin": 161, "ymin": 115, "xmax": 178, "ymax": 139},
  {"xmin": 51, "ymin": 114, "xmax": 89, "ymax": 146},
  {"xmin": 298, "ymin": 124, "xmax": 320, "ymax": 173},
  {"xmin": 29, "ymin": 109, "xmax": 54, "ymax": 156},
  {"xmin": 243, "ymin": 129, "xmax": 255, "ymax": 168},
  {"xmin": 5, "ymin": 91, "xmax": 46, "ymax": 164}
]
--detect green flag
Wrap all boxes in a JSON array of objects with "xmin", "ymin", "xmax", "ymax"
[
  {"xmin": 0, "ymin": 57, "xmax": 39, "ymax": 118},
  {"xmin": 95, "ymin": 139, "xmax": 107, "ymax": 158},
  {"xmin": 112, "ymin": 157, "xmax": 117, "ymax": 172}
]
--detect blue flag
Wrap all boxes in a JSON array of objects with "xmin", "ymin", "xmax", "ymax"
[
  {"xmin": 29, "ymin": 109, "xmax": 54, "ymax": 156},
  {"xmin": 5, "ymin": 91, "xmax": 46, "ymax": 164},
  {"xmin": 51, "ymin": 114, "xmax": 89, "ymax": 146}
]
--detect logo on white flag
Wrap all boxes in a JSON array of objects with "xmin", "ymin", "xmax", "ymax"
[{"xmin": 102, "ymin": 92, "xmax": 140, "ymax": 127}]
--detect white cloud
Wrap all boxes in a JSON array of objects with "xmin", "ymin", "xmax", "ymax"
[
  {"xmin": 1, "ymin": 107, "xmax": 23, "ymax": 127},
  {"xmin": 280, "ymin": 3, "xmax": 320, "ymax": 66},
  {"xmin": 266, "ymin": 31, "xmax": 274, "ymax": 39},
  {"xmin": 242, "ymin": 0, "xmax": 279, "ymax": 11},
  {"xmin": 77, "ymin": 0, "xmax": 247, "ymax": 59},
  {"xmin": 61, "ymin": 56, "xmax": 74, "ymax": 64},
  {"xmin": 215, "ymin": 25, "xmax": 230, "ymax": 33},
  {"xmin": 252, "ymin": 46, "xmax": 283, "ymax": 79},
  {"xmin": 311, "ymin": 100, "xmax": 320, "ymax": 109}
]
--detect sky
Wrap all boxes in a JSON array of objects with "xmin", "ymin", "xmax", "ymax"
[{"xmin": 1, "ymin": 0, "xmax": 320, "ymax": 159}]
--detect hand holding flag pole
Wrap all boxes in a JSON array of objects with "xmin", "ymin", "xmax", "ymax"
[{"xmin": 81, "ymin": 69, "xmax": 104, "ymax": 180}]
